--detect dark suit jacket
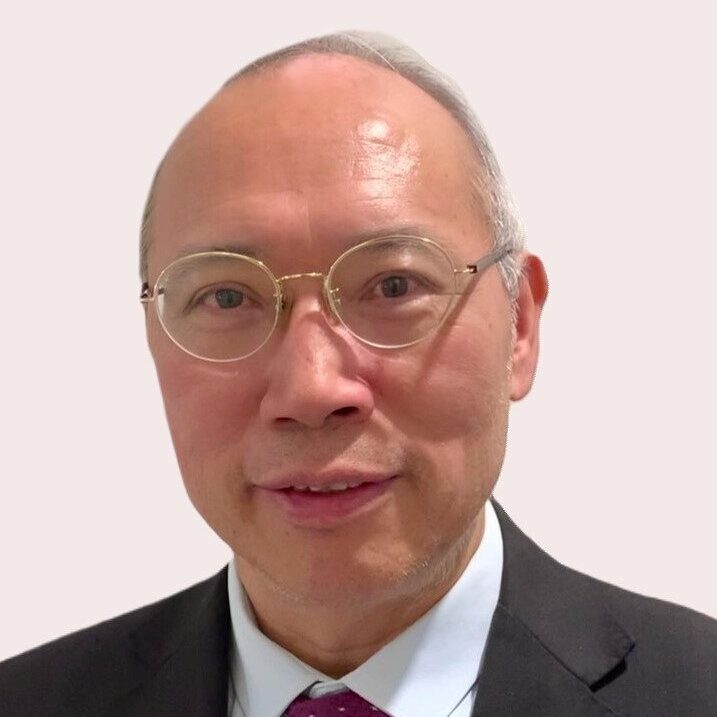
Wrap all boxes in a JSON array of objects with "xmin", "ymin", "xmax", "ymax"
[{"xmin": 2, "ymin": 501, "xmax": 715, "ymax": 716}]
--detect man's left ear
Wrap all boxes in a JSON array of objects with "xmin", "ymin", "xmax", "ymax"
[{"xmin": 510, "ymin": 253, "xmax": 548, "ymax": 401}]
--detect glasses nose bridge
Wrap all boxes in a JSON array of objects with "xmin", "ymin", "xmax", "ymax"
[{"xmin": 275, "ymin": 270, "xmax": 339, "ymax": 316}]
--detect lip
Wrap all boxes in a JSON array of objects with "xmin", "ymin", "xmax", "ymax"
[{"xmin": 255, "ymin": 472, "xmax": 397, "ymax": 528}]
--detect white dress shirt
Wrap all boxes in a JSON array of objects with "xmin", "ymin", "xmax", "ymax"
[{"xmin": 227, "ymin": 499, "xmax": 503, "ymax": 717}]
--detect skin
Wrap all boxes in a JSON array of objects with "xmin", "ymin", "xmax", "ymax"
[{"xmin": 145, "ymin": 54, "xmax": 548, "ymax": 678}]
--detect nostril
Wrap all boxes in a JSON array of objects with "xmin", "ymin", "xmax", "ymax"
[{"xmin": 273, "ymin": 406, "xmax": 357, "ymax": 425}]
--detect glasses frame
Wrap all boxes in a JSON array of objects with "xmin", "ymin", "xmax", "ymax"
[{"xmin": 140, "ymin": 235, "xmax": 511, "ymax": 362}]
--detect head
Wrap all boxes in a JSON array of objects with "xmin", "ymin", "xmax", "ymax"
[{"xmin": 142, "ymin": 32, "xmax": 547, "ymax": 612}]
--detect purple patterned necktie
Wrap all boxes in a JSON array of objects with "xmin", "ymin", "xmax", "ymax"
[{"xmin": 286, "ymin": 689, "xmax": 390, "ymax": 716}]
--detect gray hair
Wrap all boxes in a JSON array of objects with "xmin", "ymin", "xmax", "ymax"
[{"xmin": 140, "ymin": 31, "xmax": 526, "ymax": 307}]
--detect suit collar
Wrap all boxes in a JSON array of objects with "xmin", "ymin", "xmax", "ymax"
[
  {"xmin": 472, "ymin": 500, "xmax": 635, "ymax": 716},
  {"xmin": 106, "ymin": 568, "xmax": 231, "ymax": 717}
]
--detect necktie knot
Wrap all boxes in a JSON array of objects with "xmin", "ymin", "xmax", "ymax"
[{"xmin": 286, "ymin": 688, "xmax": 389, "ymax": 716}]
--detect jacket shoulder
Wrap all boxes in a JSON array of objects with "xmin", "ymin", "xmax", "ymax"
[
  {"xmin": 553, "ymin": 550, "xmax": 717, "ymax": 641},
  {"xmin": 0, "ymin": 568, "xmax": 227, "ymax": 716},
  {"xmin": 492, "ymin": 500, "xmax": 717, "ymax": 715},
  {"xmin": 593, "ymin": 572, "xmax": 717, "ymax": 711},
  {"xmin": 540, "ymin": 551, "xmax": 717, "ymax": 714}
]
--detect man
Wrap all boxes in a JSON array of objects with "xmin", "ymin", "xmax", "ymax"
[{"xmin": 1, "ymin": 31, "xmax": 715, "ymax": 717}]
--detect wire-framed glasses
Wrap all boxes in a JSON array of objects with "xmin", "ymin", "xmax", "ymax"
[{"xmin": 140, "ymin": 235, "xmax": 510, "ymax": 362}]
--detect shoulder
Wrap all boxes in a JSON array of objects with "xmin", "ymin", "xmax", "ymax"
[
  {"xmin": 600, "ymin": 571, "xmax": 717, "ymax": 644},
  {"xmin": 589, "ymin": 569, "xmax": 716, "ymax": 699},
  {"xmin": 0, "ymin": 568, "xmax": 227, "ymax": 716},
  {"xmin": 492, "ymin": 500, "xmax": 717, "ymax": 715},
  {"xmin": 553, "ymin": 547, "xmax": 717, "ymax": 647},
  {"xmin": 540, "ymin": 546, "xmax": 716, "ymax": 712}
]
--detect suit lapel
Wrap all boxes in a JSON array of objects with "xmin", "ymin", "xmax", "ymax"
[
  {"xmin": 472, "ymin": 501, "xmax": 634, "ymax": 717},
  {"xmin": 105, "ymin": 567, "xmax": 230, "ymax": 717},
  {"xmin": 472, "ymin": 606, "xmax": 620, "ymax": 716}
]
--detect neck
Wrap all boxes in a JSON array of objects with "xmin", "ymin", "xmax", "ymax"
[{"xmin": 234, "ymin": 509, "xmax": 485, "ymax": 679}]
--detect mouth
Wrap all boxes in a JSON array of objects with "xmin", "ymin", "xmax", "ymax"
[
  {"xmin": 259, "ymin": 471, "xmax": 393, "ymax": 492},
  {"xmin": 277, "ymin": 479, "xmax": 381, "ymax": 494},
  {"xmin": 257, "ymin": 473, "xmax": 397, "ymax": 526}
]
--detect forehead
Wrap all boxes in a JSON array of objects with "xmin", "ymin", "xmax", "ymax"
[{"xmin": 148, "ymin": 54, "xmax": 485, "ymax": 276}]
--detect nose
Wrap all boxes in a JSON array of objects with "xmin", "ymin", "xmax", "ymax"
[{"xmin": 258, "ymin": 294, "xmax": 375, "ymax": 429}]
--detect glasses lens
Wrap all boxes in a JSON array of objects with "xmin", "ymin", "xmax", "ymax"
[
  {"xmin": 156, "ymin": 253, "xmax": 278, "ymax": 360},
  {"xmin": 328, "ymin": 237, "xmax": 458, "ymax": 347}
]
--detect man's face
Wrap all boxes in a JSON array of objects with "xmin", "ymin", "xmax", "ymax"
[{"xmin": 146, "ymin": 55, "xmax": 533, "ymax": 609}]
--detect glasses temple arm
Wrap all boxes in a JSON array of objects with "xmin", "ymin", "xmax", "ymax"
[
  {"xmin": 465, "ymin": 245, "xmax": 512, "ymax": 274},
  {"xmin": 140, "ymin": 282, "xmax": 153, "ymax": 303}
]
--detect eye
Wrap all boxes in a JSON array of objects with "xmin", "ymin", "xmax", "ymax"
[
  {"xmin": 189, "ymin": 283, "xmax": 259, "ymax": 312},
  {"xmin": 213, "ymin": 288, "xmax": 244, "ymax": 308},
  {"xmin": 378, "ymin": 276, "xmax": 409, "ymax": 298},
  {"xmin": 363, "ymin": 272, "xmax": 432, "ymax": 302}
]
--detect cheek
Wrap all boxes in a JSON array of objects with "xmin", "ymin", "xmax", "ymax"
[
  {"xmin": 375, "ymin": 326, "xmax": 511, "ymax": 440},
  {"xmin": 152, "ymin": 344, "xmax": 262, "ymax": 477},
  {"xmin": 371, "ymin": 320, "xmax": 512, "ymax": 507}
]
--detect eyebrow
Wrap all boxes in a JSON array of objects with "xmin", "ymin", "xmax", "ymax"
[
  {"xmin": 175, "ymin": 224, "xmax": 440, "ymax": 261},
  {"xmin": 342, "ymin": 224, "xmax": 437, "ymax": 244},
  {"xmin": 175, "ymin": 242, "xmax": 261, "ymax": 259}
]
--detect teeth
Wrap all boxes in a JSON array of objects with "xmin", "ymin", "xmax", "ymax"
[
  {"xmin": 290, "ymin": 481, "xmax": 365, "ymax": 492},
  {"xmin": 309, "ymin": 482, "xmax": 349, "ymax": 492}
]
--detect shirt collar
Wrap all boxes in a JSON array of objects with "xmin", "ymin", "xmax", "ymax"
[
  {"xmin": 227, "ymin": 561, "xmax": 327, "ymax": 717},
  {"xmin": 228, "ymin": 499, "xmax": 503, "ymax": 717}
]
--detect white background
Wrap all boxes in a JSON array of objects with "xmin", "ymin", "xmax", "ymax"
[{"xmin": 1, "ymin": 1, "xmax": 715, "ymax": 662}]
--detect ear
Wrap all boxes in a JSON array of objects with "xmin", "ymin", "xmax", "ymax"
[{"xmin": 510, "ymin": 253, "xmax": 548, "ymax": 401}]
